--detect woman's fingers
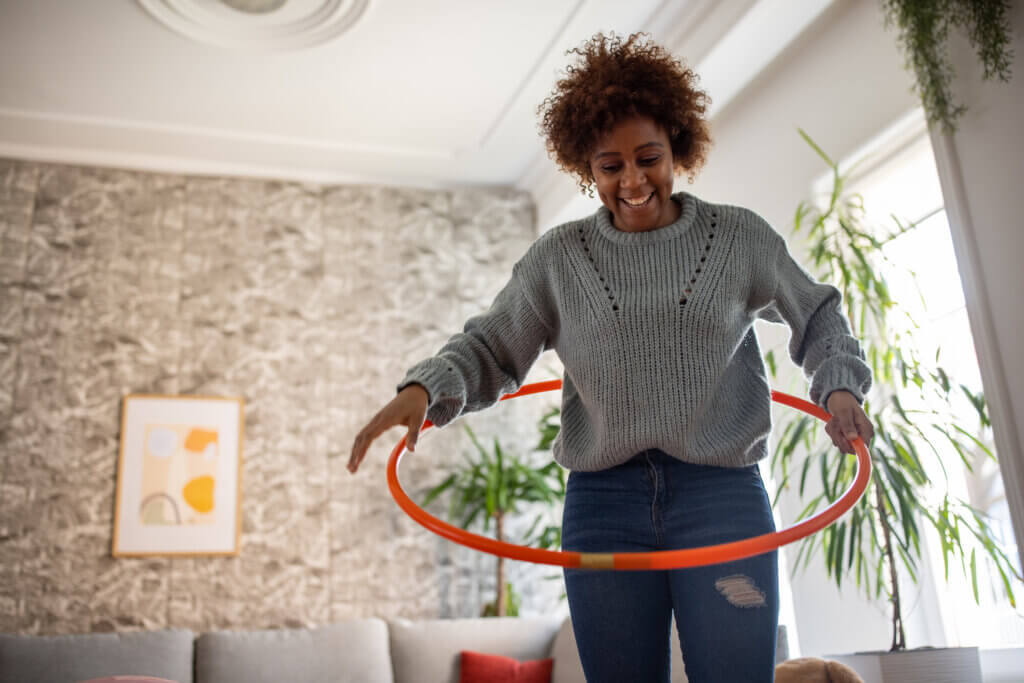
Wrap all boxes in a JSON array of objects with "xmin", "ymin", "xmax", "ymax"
[
  {"xmin": 405, "ymin": 417, "xmax": 421, "ymax": 454},
  {"xmin": 836, "ymin": 409, "xmax": 858, "ymax": 442},
  {"xmin": 826, "ymin": 418, "xmax": 854, "ymax": 454},
  {"xmin": 854, "ymin": 410, "xmax": 875, "ymax": 446},
  {"xmin": 348, "ymin": 401, "xmax": 427, "ymax": 474},
  {"xmin": 348, "ymin": 427, "xmax": 370, "ymax": 473},
  {"xmin": 405, "ymin": 409, "xmax": 425, "ymax": 452},
  {"xmin": 825, "ymin": 391, "xmax": 876, "ymax": 454},
  {"xmin": 838, "ymin": 407, "xmax": 874, "ymax": 450},
  {"xmin": 826, "ymin": 405, "xmax": 875, "ymax": 455},
  {"xmin": 349, "ymin": 412, "xmax": 388, "ymax": 474}
]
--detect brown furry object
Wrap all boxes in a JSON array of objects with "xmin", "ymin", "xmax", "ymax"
[{"xmin": 774, "ymin": 656, "xmax": 865, "ymax": 683}]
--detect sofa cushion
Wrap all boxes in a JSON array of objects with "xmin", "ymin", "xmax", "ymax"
[
  {"xmin": 389, "ymin": 616, "xmax": 562, "ymax": 683},
  {"xmin": 459, "ymin": 650, "xmax": 553, "ymax": 683},
  {"xmin": 194, "ymin": 618, "xmax": 392, "ymax": 683},
  {"xmin": 0, "ymin": 629, "xmax": 194, "ymax": 683}
]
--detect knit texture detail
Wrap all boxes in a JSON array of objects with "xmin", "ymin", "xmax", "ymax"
[{"xmin": 398, "ymin": 192, "xmax": 872, "ymax": 471}]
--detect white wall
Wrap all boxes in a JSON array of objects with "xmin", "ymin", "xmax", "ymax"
[
  {"xmin": 687, "ymin": 0, "xmax": 925, "ymax": 657},
  {"xmin": 928, "ymin": 1, "xmax": 1024, "ymax": 577}
]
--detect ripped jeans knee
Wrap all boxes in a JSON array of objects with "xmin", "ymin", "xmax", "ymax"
[{"xmin": 715, "ymin": 573, "xmax": 769, "ymax": 608}]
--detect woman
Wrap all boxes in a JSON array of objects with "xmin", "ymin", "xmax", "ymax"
[{"xmin": 349, "ymin": 32, "xmax": 874, "ymax": 682}]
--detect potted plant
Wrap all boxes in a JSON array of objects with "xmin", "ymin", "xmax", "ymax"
[
  {"xmin": 767, "ymin": 131, "xmax": 1022, "ymax": 681},
  {"xmin": 421, "ymin": 418, "xmax": 566, "ymax": 617}
]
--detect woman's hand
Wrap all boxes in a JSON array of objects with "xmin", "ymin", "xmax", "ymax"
[
  {"xmin": 348, "ymin": 384, "xmax": 429, "ymax": 474},
  {"xmin": 825, "ymin": 390, "xmax": 874, "ymax": 455}
]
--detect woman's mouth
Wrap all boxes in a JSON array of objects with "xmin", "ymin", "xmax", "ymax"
[{"xmin": 620, "ymin": 192, "xmax": 654, "ymax": 209}]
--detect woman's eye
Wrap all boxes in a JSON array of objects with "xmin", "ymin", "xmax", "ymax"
[
  {"xmin": 640, "ymin": 157, "xmax": 660, "ymax": 165},
  {"xmin": 601, "ymin": 165, "xmax": 621, "ymax": 173}
]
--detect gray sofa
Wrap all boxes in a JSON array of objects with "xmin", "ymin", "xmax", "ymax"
[{"xmin": 1, "ymin": 616, "xmax": 788, "ymax": 683}]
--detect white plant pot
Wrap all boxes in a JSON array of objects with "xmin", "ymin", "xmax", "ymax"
[{"xmin": 828, "ymin": 647, "xmax": 982, "ymax": 683}]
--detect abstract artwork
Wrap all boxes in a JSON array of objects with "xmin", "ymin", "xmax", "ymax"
[{"xmin": 113, "ymin": 395, "xmax": 244, "ymax": 556}]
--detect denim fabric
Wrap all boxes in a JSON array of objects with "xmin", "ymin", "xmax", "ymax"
[{"xmin": 562, "ymin": 450, "xmax": 779, "ymax": 682}]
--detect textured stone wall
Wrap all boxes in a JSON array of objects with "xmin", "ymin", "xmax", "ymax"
[{"xmin": 0, "ymin": 159, "xmax": 566, "ymax": 634}]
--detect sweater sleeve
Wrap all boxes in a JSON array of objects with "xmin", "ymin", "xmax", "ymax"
[
  {"xmin": 395, "ymin": 263, "xmax": 552, "ymax": 428},
  {"xmin": 770, "ymin": 234, "xmax": 873, "ymax": 409}
]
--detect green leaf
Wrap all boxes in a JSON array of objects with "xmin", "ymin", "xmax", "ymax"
[
  {"xmin": 771, "ymin": 472, "xmax": 790, "ymax": 508},
  {"xmin": 960, "ymin": 385, "xmax": 991, "ymax": 428},
  {"xmin": 494, "ymin": 439, "xmax": 508, "ymax": 513},
  {"xmin": 820, "ymin": 452, "xmax": 835, "ymax": 500},
  {"xmin": 421, "ymin": 473, "xmax": 457, "ymax": 507},
  {"xmin": 848, "ymin": 508, "xmax": 860, "ymax": 572},
  {"xmin": 460, "ymin": 502, "xmax": 484, "ymax": 530},
  {"xmin": 951, "ymin": 424, "xmax": 994, "ymax": 460},
  {"xmin": 537, "ymin": 525, "xmax": 562, "ymax": 549},
  {"xmin": 785, "ymin": 417, "xmax": 812, "ymax": 460},
  {"xmin": 798, "ymin": 128, "xmax": 837, "ymax": 169},
  {"xmin": 535, "ymin": 406, "xmax": 562, "ymax": 451},
  {"xmin": 464, "ymin": 425, "xmax": 490, "ymax": 464},
  {"xmin": 834, "ymin": 523, "xmax": 847, "ymax": 588},
  {"xmin": 799, "ymin": 455, "xmax": 814, "ymax": 496},
  {"xmin": 521, "ymin": 514, "xmax": 543, "ymax": 545},
  {"xmin": 485, "ymin": 465, "xmax": 498, "ymax": 518},
  {"xmin": 970, "ymin": 549, "xmax": 979, "ymax": 604},
  {"xmin": 795, "ymin": 202, "xmax": 812, "ymax": 233}
]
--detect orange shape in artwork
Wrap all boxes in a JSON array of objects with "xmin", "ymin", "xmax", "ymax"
[
  {"xmin": 183, "ymin": 475, "xmax": 216, "ymax": 513},
  {"xmin": 184, "ymin": 428, "xmax": 218, "ymax": 453}
]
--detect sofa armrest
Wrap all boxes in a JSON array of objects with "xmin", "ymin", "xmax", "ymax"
[{"xmin": 0, "ymin": 629, "xmax": 194, "ymax": 683}]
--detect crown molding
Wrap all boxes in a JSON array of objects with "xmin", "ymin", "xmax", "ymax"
[
  {"xmin": 0, "ymin": 140, "xmax": 459, "ymax": 190},
  {"xmin": 0, "ymin": 107, "xmax": 459, "ymax": 188},
  {"xmin": 0, "ymin": 106, "xmax": 456, "ymax": 158}
]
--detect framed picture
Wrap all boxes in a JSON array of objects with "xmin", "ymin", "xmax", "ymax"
[{"xmin": 113, "ymin": 394, "xmax": 244, "ymax": 557}]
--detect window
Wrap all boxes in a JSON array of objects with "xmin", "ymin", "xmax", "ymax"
[{"xmin": 841, "ymin": 111, "xmax": 1023, "ymax": 648}]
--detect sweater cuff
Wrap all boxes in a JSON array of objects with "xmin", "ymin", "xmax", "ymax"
[
  {"xmin": 396, "ymin": 356, "xmax": 467, "ymax": 428},
  {"xmin": 809, "ymin": 356, "xmax": 872, "ymax": 410}
]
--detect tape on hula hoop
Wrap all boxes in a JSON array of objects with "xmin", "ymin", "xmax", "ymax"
[{"xmin": 386, "ymin": 379, "xmax": 871, "ymax": 570}]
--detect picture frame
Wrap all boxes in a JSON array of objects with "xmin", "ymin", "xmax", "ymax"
[{"xmin": 113, "ymin": 394, "xmax": 245, "ymax": 557}]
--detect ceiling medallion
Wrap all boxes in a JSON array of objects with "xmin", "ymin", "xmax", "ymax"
[
  {"xmin": 137, "ymin": 0, "xmax": 369, "ymax": 51},
  {"xmin": 219, "ymin": 0, "xmax": 288, "ymax": 13}
]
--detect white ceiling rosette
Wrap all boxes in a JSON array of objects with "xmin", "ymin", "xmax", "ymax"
[{"xmin": 136, "ymin": 0, "xmax": 370, "ymax": 51}]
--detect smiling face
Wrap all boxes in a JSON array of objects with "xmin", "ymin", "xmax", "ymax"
[{"xmin": 589, "ymin": 116, "xmax": 681, "ymax": 233}]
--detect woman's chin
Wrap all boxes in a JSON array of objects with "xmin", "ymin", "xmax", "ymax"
[{"xmin": 616, "ymin": 215, "xmax": 658, "ymax": 232}]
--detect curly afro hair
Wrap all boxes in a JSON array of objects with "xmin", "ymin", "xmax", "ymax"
[{"xmin": 538, "ymin": 32, "xmax": 712, "ymax": 194}]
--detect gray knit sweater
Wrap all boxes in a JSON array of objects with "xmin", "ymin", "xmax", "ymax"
[{"xmin": 398, "ymin": 192, "xmax": 872, "ymax": 471}]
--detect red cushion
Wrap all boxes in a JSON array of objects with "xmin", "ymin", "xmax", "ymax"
[{"xmin": 459, "ymin": 650, "xmax": 554, "ymax": 683}]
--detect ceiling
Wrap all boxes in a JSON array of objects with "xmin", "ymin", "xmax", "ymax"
[{"xmin": 0, "ymin": 0, "xmax": 837, "ymax": 225}]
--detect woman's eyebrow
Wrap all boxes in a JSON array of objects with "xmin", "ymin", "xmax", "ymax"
[{"xmin": 593, "ymin": 142, "xmax": 665, "ymax": 160}]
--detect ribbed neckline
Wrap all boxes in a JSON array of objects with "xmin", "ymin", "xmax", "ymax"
[{"xmin": 594, "ymin": 191, "xmax": 698, "ymax": 245}]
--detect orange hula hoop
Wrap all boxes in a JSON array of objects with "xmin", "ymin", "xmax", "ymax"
[{"xmin": 386, "ymin": 379, "xmax": 871, "ymax": 570}]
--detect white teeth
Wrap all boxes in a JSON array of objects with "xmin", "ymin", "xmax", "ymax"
[{"xmin": 622, "ymin": 193, "xmax": 653, "ymax": 207}]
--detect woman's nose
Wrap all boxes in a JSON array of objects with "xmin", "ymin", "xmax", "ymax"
[{"xmin": 621, "ymin": 163, "xmax": 645, "ymax": 188}]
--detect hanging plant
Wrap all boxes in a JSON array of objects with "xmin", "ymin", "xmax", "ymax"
[{"xmin": 881, "ymin": 0, "xmax": 1014, "ymax": 133}]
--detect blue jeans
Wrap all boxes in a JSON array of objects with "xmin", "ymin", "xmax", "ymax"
[{"xmin": 562, "ymin": 450, "xmax": 779, "ymax": 683}]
